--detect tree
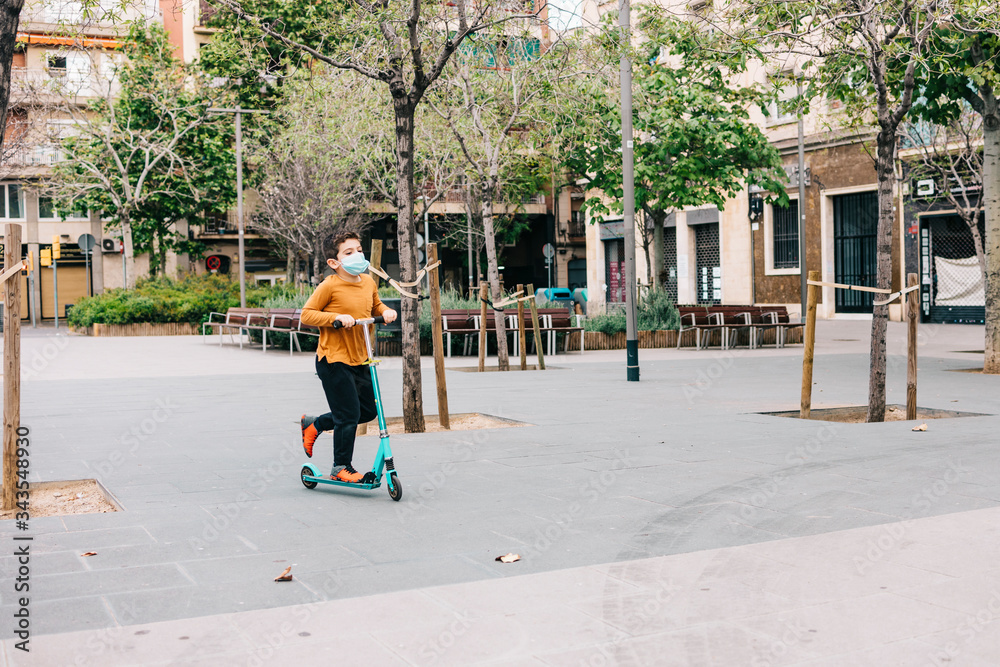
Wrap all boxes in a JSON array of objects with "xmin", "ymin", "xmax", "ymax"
[
  {"xmin": 901, "ymin": 111, "xmax": 986, "ymax": 287},
  {"xmin": 431, "ymin": 20, "xmax": 569, "ymax": 370},
  {"xmin": 0, "ymin": 0, "xmax": 26, "ymax": 161},
  {"xmin": 902, "ymin": 29, "xmax": 1000, "ymax": 372},
  {"xmin": 558, "ymin": 11, "xmax": 786, "ymax": 295},
  {"xmin": 213, "ymin": 0, "xmax": 538, "ymax": 432},
  {"xmin": 725, "ymin": 0, "xmax": 963, "ymax": 422},
  {"xmin": 36, "ymin": 22, "xmax": 234, "ymax": 286}
]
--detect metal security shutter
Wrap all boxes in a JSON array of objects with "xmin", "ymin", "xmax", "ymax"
[
  {"xmin": 920, "ymin": 214, "xmax": 986, "ymax": 324},
  {"xmin": 695, "ymin": 223, "xmax": 721, "ymax": 305},
  {"xmin": 663, "ymin": 226, "xmax": 677, "ymax": 304},
  {"xmin": 833, "ymin": 191, "xmax": 877, "ymax": 313},
  {"xmin": 604, "ymin": 238, "xmax": 625, "ymax": 303},
  {"xmin": 39, "ymin": 265, "xmax": 88, "ymax": 319}
]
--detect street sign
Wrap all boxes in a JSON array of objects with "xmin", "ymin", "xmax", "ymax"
[
  {"xmin": 416, "ymin": 233, "xmax": 425, "ymax": 249},
  {"xmin": 542, "ymin": 243, "xmax": 555, "ymax": 259},
  {"xmin": 206, "ymin": 255, "xmax": 222, "ymax": 272},
  {"xmin": 77, "ymin": 233, "xmax": 97, "ymax": 254}
]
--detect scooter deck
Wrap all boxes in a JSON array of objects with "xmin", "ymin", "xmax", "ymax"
[{"xmin": 303, "ymin": 474, "xmax": 382, "ymax": 491}]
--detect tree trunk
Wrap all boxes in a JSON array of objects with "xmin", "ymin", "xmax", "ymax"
[
  {"xmin": 393, "ymin": 98, "xmax": 426, "ymax": 431},
  {"xmin": 158, "ymin": 228, "xmax": 168, "ymax": 278},
  {"xmin": 481, "ymin": 188, "xmax": 510, "ymax": 371},
  {"xmin": 313, "ymin": 236, "xmax": 323, "ymax": 284},
  {"xmin": 965, "ymin": 212, "xmax": 987, "ymax": 292},
  {"xmin": 0, "ymin": 0, "xmax": 25, "ymax": 159},
  {"xmin": 866, "ymin": 127, "xmax": 897, "ymax": 422},
  {"xmin": 652, "ymin": 210, "xmax": 665, "ymax": 289},
  {"xmin": 286, "ymin": 245, "xmax": 296, "ymax": 285},
  {"xmin": 983, "ymin": 92, "xmax": 1000, "ymax": 373}
]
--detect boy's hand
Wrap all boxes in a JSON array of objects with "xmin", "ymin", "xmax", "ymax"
[
  {"xmin": 335, "ymin": 314, "xmax": 356, "ymax": 328},
  {"xmin": 382, "ymin": 309, "xmax": 398, "ymax": 324}
]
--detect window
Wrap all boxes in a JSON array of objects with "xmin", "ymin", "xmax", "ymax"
[
  {"xmin": 45, "ymin": 53, "xmax": 67, "ymax": 77},
  {"xmin": 765, "ymin": 79, "xmax": 799, "ymax": 125},
  {"xmin": 38, "ymin": 196, "xmax": 87, "ymax": 220},
  {"xmin": 772, "ymin": 201, "xmax": 799, "ymax": 269},
  {"xmin": 1, "ymin": 184, "xmax": 24, "ymax": 219}
]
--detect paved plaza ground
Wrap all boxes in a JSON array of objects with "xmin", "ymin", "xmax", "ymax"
[{"xmin": 1, "ymin": 319, "xmax": 998, "ymax": 665}]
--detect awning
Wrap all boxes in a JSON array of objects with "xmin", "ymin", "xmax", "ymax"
[{"xmin": 17, "ymin": 32, "xmax": 121, "ymax": 49}]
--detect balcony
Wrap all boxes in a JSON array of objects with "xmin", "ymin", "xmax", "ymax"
[
  {"xmin": 2, "ymin": 143, "xmax": 65, "ymax": 168},
  {"xmin": 568, "ymin": 211, "xmax": 586, "ymax": 238}
]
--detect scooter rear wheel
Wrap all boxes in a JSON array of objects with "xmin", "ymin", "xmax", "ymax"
[
  {"xmin": 387, "ymin": 473, "xmax": 402, "ymax": 501},
  {"xmin": 301, "ymin": 466, "xmax": 317, "ymax": 489}
]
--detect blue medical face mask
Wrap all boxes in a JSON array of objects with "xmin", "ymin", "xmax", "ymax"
[{"xmin": 340, "ymin": 252, "xmax": 370, "ymax": 276}]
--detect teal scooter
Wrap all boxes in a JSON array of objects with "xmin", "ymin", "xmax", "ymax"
[{"xmin": 300, "ymin": 316, "xmax": 402, "ymax": 502}]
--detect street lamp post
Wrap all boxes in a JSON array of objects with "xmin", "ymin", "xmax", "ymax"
[
  {"xmin": 620, "ymin": 0, "xmax": 640, "ymax": 382},
  {"xmin": 208, "ymin": 106, "xmax": 271, "ymax": 308}
]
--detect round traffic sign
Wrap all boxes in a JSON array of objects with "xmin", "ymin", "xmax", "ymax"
[
  {"xmin": 77, "ymin": 233, "xmax": 97, "ymax": 253},
  {"xmin": 542, "ymin": 242, "xmax": 555, "ymax": 259},
  {"xmin": 206, "ymin": 255, "xmax": 222, "ymax": 272}
]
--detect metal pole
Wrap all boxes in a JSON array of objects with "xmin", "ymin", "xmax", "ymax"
[
  {"xmin": 620, "ymin": 0, "xmax": 639, "ymax": 382},
  {"xmin": 797, "ymin": 78, "xmax": 807, "ymax": 323},
  {"xmin": 236, "ymin": 107, "xmax": 246, "ymax": 308},
  {"xmin": 121, "ymin": 230, "xmax": 126, "ymax": 289},
  {"xmin": 467, "ymin": 201, "xmax": 473, "ymax": 297},
  {"xmin": 29, "ymin": 250, "xmax": 36, "ymax": 328},
  {"xmin": 53, "ymin": 255, "xmax": 58, "ymax": 330},
  {"xmin": 424, "ymin": 204, "xmax": 430, "ymax": 292},
  {"xmin": 85, "ymin": 247, "xmax": 91, "ymax": 297}
]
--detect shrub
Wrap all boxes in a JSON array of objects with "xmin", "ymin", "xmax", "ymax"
[
  {"xmin": 638, "ymin": 288, "xmax": 680, "ymax": 331},
  {"xmin": 584, "ymin": 312, "xmax": 626, "ymax": 334}
]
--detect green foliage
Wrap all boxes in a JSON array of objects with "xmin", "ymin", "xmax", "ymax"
[
  {"xmin": 67, "ymin": 274, "xmax": 265, "ymax": 327},
  {"xmin": 584, "ymin": 313, "xmax": 626, "ymax": 334},
  {"xmin": 555, "ymin": 11, "xmax": 787, "ymax": 222},
  {"xmin": 638, "ymin": 288, "xmax": 680, "ymax": 331}
]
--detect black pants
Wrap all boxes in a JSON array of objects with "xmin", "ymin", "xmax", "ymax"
[{"xmin": 315, "ymin": 359, "xmax": 378, "ymax": 468}]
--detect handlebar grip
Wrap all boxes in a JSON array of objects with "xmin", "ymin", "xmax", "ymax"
[{"xmin": 333, "ymin": 316, "xmax": 385, "ymax": 329}]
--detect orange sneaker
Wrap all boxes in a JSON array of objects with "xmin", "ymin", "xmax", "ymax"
[
  {"xmin": 301, "ymin": 415, "xmax": 320, "ymax": 458},
  {"xmin": 331, "ymin": 465, "xmax": 363, "ymax": 483}
]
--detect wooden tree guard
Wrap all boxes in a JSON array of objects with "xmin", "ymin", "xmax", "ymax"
[
  {"xmin": 478, "ymin": 280, "xmax": 487, "ymax": 372},
  {"xmin": 369, "ymin": 238, "xmax": 383, "ymax": 287},
  {"xmin": 906, "ymin": 273, "xmax": 919, "ymax": 420},
  {"xmin": 3, "ymin": 223, "xmax": 22, "ymax": 511},
  {"xmin": 428, "ymin": 244, "xmax": 450, "ymax": 428},
  {"xmin": 527, "ymin": 283, "xmax": 545, "ymax": 370},
  {"xmin": 800, "ymin": 270, "xmax": 820, "ymax": 420},
  {"xmin": 516, "ymin": 283, "xmax": 527, "ymax": 370}
]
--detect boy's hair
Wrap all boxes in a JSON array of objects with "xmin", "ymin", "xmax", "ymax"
[{"xmin": 325, "ymin": 230, "xmax": 362, "ymax": 260}]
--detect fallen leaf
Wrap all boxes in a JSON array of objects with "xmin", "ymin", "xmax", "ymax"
[
  {"xmin": 912, "ymin": 423, "xmax": 928, "ymax": 432},
  {"xmin": 274, "ymin": 566, "xmax": 293, "ymax": 582},
  {"xmin": 53, "ymin": 493, "xmax": 62, "ymax": 498},
  {"xmin": 495, "ymin": 553, "xmax": 520, "ymax": 563},
  {"xmin": 81, "ymin": 552, "xmax": 97, "ymax": 557}
]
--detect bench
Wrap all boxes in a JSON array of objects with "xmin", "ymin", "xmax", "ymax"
[
  {"xmin": 203, "ymin": 308, "xmax": 271, "ymax": 348},
  {"xmin": 676, "ymin": 305, "xmax": 804, "ymax": 349}
]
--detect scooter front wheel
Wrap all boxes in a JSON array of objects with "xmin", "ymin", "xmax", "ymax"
[
  {"xmin": 301, "ymin": 466, "xmax": 318, "ymax": 489},
  {"xmin": 387, "ymin": 473, "xmax": 402, "ymax": 502}
]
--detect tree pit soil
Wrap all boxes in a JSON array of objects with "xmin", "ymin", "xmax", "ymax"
[
  {"xmin": 763, "ymin": 404, "xmax": 990, "ymax": 423},
  {"xmin": 358, "ymin": 412, "xmax": 527, "ymax": 435},
  {"xmin": 0, "ymin": 479, "xmax": 120, "ymax": 521}
]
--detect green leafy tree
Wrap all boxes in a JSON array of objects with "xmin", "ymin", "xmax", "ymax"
[
  {"xmin": 212, "ymin": 0, "xmax": 539, "ymax": 431},
  {"xmin": 720, "ymin": 0, "xmax": 973, "ymax": 421},
  {"xmin": 900, "ymin": 28, "xmax": 1000, "ymax": 372},
  {"xmin": 40, "ymin": 22, "xmax": 235, "ymax": 284},
  {"xmin": 557, "ymin": 12, "xmax": 786, "ymax": 296}
]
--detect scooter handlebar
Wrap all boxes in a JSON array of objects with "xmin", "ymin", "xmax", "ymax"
[{"xmin": 332, "ymin": 315, "xmax": 385, "ymax": 329}]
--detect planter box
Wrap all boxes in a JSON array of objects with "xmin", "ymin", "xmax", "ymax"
[
  {"xmin": 90, "ymin": 322, "xmax": 200, "ymax": 337},
  {"xmin": 581, "ymin": 330, "xmax": 678, "ymax": 350}
]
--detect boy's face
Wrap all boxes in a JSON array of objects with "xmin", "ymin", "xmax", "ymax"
[{"xmin": 328, "ymin": 238, "xmax": 363, "ymax": 271}]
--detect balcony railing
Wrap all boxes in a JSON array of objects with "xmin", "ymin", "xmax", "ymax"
[
  {"xmin": 568, "ymin": 211, "xmax": 586, "ymax": 236},
  {"xmin": 2, "ymin": 143, "xmax": 65, "ymax": 167}
]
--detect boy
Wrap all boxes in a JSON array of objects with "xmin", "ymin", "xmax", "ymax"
[{"xmin": 300, "ymin": 231, "xmax": 397, "ymax": 482}]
